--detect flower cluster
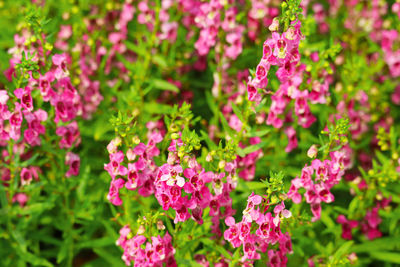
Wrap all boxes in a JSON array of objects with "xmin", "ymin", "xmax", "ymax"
[
  {"xmin": 105, "ymin": 130, "xmax": 162, "ymax": 205},
  {"xmin": 287, "ymin": 148, "xmax": 351, "ymax": 221},
  {"xmin": 0, "ymin": 28, "xmax": 95, "ymax": 205},
  {"xmin": 194, "ymin": 0, "xmax": 244, "ymax": 60},
  {"xmin": 105, "ymin": 130, "xmax": 239, "ymax": 231},
  {"xmin": 2, "ymin": 0, "xmax": 400, "ymax": 266},
  {"xmin": 116, "ymin": 225, "xmax": 176, "ymax": 267},
  {"xmin": 337, "ymin": 196, "xmax": 391, "ymax": 241},
  {"xmin": 224, "ymin": 193, "xmax": 292, "ymax": 266}
]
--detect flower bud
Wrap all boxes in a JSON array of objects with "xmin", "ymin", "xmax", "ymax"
[
  {"xmin": 218, "ymin": 160, "xmax": 226, "ymax": 169},
  {"xmin": 132, "ymin": 136, "xmax": 140, "ymax": 144},
  {"xmin": 171, "ymin": 133, "xmax": 179, "ymax": 139},
  {"xmin": 156, "ymin": 220, "xmax": 165, "ymax": 230},
  {"xmin": 307, "ymin": 145, "xmax": 318, "ymax": 158},
  {"xmin": 137, "ymin": 225, "xmax": 145, "ymax": 234}
]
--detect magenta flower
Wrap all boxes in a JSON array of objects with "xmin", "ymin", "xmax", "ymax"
[
  {"xmin": 159, "ymin": 164, "xmax": 185, "ymax": 188},
  {"xmin": 56, "ymin": 121, "xmax": 81, "ymax": 149},
  {"xmin": 52, "ymin": 53, "xmax": 69, "ymax": 79},
  {"xmin": 337, "ymin": 215, "xmax": 358, "ymax": 240},
  {"xmin": 107, "ymin": 178, "xmax": 125, "ymax": 206},
  {"xmin": 12, "ymin": 193, "xmax": 28, "ymax": 207},
  {"xmin": 20, "ymin": 167, "xmax": 33, "ymax": 186},
  {"xmin": 14, "ymin": 86, "xmax": 33, "ymax": 112},
  {"xmin": 65, "ymin": 152, "xmax": 80, "ymax": 177},
  {"xmin": 104, "ymin": 151, "xmax": 128, "ymax": 179}
]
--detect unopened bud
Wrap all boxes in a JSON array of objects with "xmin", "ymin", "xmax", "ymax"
[
  {"xmin": 137, "ymin": 225, "xmax": 145, "ymax": 234},
  {"xmin": 132, "ymin": 136, "xmax": 140, "ymax": 144},
  {"xmin": 156, "ymin": 220, "xmax": 165, "ymax": 230},
  {"xmin": 218, "ymin": 160, "xmax": 226, "ymax": 169},
  {"xmin": 171, "ymin": 133, "xmax": 179, "ymax": 139},
  {"xmin": 269, "ymin": 18, "xmax": 279, "ymax": 32},
  {"xmin": 307, "ymin": 145, "xmax": 318, "ymax": 158}
]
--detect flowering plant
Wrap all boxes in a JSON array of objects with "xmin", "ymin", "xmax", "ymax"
[{"xmin": 1, "ymin": 0, "xmax": 400, "ymax": 266}]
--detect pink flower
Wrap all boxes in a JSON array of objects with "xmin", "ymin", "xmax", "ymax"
[
  {"xmin": 279, "ymin": 233, "xmax": 293, "ymax": 254},
  {"xmin": 243, "ymin": 193, "xmax": 262, "ymax": 222},
  {"xmin": 224, "ymin": 218, "xmax": 241, "ymax": 248},
  {"xmin": 56, "ymin": 121, "xmax": 81, "ymax": 149},
  {"xmin": 39, "ymin": 72, "xmax": 55, "ymax": 101},
  {"xmin": 159, "ymin": 164, "xmax": 185, "ymax": 187},
  {"xmin": 104, "ymin": 151, "xmax": 128, "ymax": 179},
  {"xmin": 52, "ymin": 53, "xmax": 69, "ymax": 79},
  {"xmin": 107, "ymin": 178, "xmax": 125, "ymax": 206},
  {"xmin": 24, "ymin": 128, "xmax": 39, "ymax": 146},
  {"xmin": 287, "ymin": 180, "xmax": 302, "ymax": 204},
  {"xmin": 310, "ymin": 203, "xmax": 321, "ymax": 222},
  {"xmin": 12, "ymin": 193, "xmax": 28, "ymax": 207},
  {"xmin": 247, "ymin": 81, "xmax": 262, "ymax": 103},
  {"xmin": 14, "ymin": 86, "xmax": 33, "ymax": 112},
  {"xmin": 337, "ymin": 215, "xmax": 358, "ymax": 240},
  {"xmin": 65, "ymin": 152, "xmax": 80, "ymax": 177},
  {"xmin": 20, "ymin": 167, "xmax": 33, "ymax": 186},
  {"xmin": 268, "ymin": 249, "xmax": 287, "ymax": 267},
  {"xmin": 228, "ymin": 114, "xmax": 242, "ymax": 132},
  {"xmin": 0, "ymin": 90, "xmax": 9, "ymax": 105},
  {"xmin": 254, "ymin": 61, "xmax": 270, "ymax": 88},
  {"xmin": 307, "ymin": 145, "xmax": 318, "ymax": 158},
  {"xmin": 174, "ymin": 202, "xmax": 191, "ymax": 224},
  {"xmin": 284, "ymin": 126, "xmax": 298, "ymax": 152}
]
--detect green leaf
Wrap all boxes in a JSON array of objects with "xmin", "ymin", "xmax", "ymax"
[
  {"xmin": 57, "ymin": 239, "xmax": 69, "ymax": 264},
  {"xmin": 231, "ymin": 103, "xmax": 244, "ymax": 122},
  {"xmin": 239, "ymin": 141, "xmax": 266, "ymax": 155},
  {"xmin": 200, "ymin": 238, "xmax": 231, "ymax": 259},
  {"xmin": 152, "ymin": 79, "xmax": 179, "ymax": 93},
  {"xmin": 23, "ymin": 251, "xmax": 54, "ymax": 267},
  {"xmin": 152, "ymin": 54, "xmax": 168, "ymax": 68},
  {"xmin": 200, "ymin": 130, "xmax": 218, "ymax": 150},
  {"xmin": 246, "ymin": 128, "xmax": 271, "ymax": 137},
  {"xmin": 77, "ymin": 237, "xmax": 115, "ymax": 249},
  {"xmin": 144, "ymin": 102, "xmax": 176, "ymax": 114},
  {"xmin": 219, "ymin": 112, "xmax": 235, "ymax": 138},
  {"xmin": 331, "ymin": 241, "xmax": 354, "ymax": 263},
  {"xmin": 352, "ymin": 237, "xmax": 400, "ymax": 253},
  {"xmin": 369, "ymin": 251, "xmax": 400, "ymax": 264},
  {"xmin": 125, "ymin": 40, "xmax": 146, "ymax": 56},
  {"xmin": 0, "ymin": 183, "xmax": 7, "ymax": 208},
  {"xmin": 237, "ymin": 180, "xmax": 267, "ymax": 191},
  {"xmin": 93, "ymin": 248, "xmax": 125, "ymax": 266}
]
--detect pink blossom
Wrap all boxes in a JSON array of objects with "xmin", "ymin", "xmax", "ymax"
[
  {"xmin": 65, "ymin": 152, "xmax": 80, "ymax": 177},
  {"xmin": 20, "ymin": 167, "xmax": 33, "ymax": 186},
  {"xmin": 337, "ymin": 215, "xmax": 358, "ymax": 240}
]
